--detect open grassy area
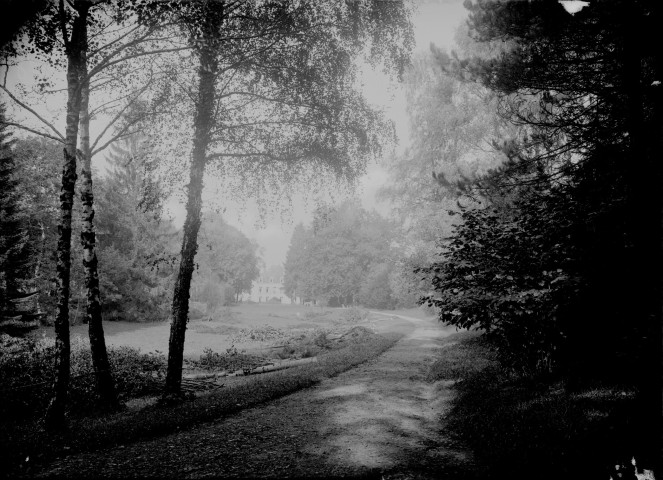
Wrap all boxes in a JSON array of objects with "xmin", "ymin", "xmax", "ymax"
[
  {"xmin": 3, "ymin": 313, "xmax": 411, "ymax": 478},
  {"xmin": 36, "ymin": 303, "xmax": 376, "ymax": 359},
  {"xmin": 427, "ymin": 331, "xmax": 648, "ymax": 480}
]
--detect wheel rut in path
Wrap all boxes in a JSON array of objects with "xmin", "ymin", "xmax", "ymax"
[{"xmin": 36, "ymin": 313, "xmax": 475, "ymax": 479}]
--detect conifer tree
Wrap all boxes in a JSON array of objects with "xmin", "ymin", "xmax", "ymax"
[{"xmin": 0, "ymin": 105, "xmax": 36, "ymax": 336}]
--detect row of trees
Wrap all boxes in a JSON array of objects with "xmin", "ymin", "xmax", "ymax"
[
  {"xmin": 2, "ymin": 0, "xmax": 413, "ymax": 427},
  {"xmin": 1, "ymin": 128, "xmax": 261, "ymax": 327},
  {"xmin": 0, "ymin": 128, "xmax": 176, "ymax": 330},
  {"xmin": 283, "ymin": 201, "xmax": 417, "ymax": 309}
]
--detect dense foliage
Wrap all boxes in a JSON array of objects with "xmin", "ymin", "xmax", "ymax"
[
  {"xmin": 421, "ymin": 173, "xmax": 581, "ymax": 376},
  {"xmin": 191, "ymin": 213, "xmax": 260, "ymax": 310},
  {"xmin": 0, "ymin": 106, "xmax": 35, "ymax": 335},
  {"xmin": 413, "ymin": 5, "xmax": 661, "ymax": 472},
  {"xmin": 0, "ymin": 335, "xmax": 166, "ymax": 421},
  {"xmin": 422, "ymin": 0, "xmax": 662, "ymax": 385},
  {"xmin": 381, "ymin": 44, "xmax": 512, "ymax": 307},
  {"xmin": 0, "ymin": 133, "xmax": 180, "ymax": 326},
  {"xmin": 283, "ymin": 202, "xmax": 401, "ymax": 308},
  {"xmin": 94, "ymin": 137, "xmax": 178, "ymax": 322}
]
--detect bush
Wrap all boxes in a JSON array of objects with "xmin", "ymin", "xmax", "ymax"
[
  {"xmin": 420, "ymin": 186, "xmax": 582, "ymax": 377},
  {"xmin": 0, "ymin": 337, "xmax": 166, "ymax": 421},
  {"xmin": 191, "ymin": 347, "xmax": 264, "ymax": 372},
  {"xmin": 313, "ymin": 330, "xmax": 330, "ymax": 348},
  {"xmin": 0, "ymin": 336, "xmax": 56, "ymax": 421}
]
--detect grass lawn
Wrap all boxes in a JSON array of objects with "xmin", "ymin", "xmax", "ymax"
[
  {"xmin": 36, "ymin": 303, "xmax": 378, "ymax": 359},
  {"xmin": 427, "ymin": 331, "xmax": 649, "ymax": 480}
]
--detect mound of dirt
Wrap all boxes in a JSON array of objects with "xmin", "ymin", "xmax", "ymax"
[{"xmin": 342, "ymin": 326, "xmax": 374, "ymax": 339}]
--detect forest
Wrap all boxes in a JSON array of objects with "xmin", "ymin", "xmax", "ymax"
[{"xmin": 0, "ymin": 0, "xmax": 661, "ymax": 478}]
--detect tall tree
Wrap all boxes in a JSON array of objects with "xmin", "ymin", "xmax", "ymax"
[
  {"xmin": 3, "ymin": 0, "xmax": 184, "ymax": 424},
  {"xmin": 283, "ymin": 223, "xmax": 310, "ymax": 302},
  {"xmin": 43, "ymin": 0, "xmax": 89, "ymax": 429},
  {"xmin": 138, "ymin": 0, "xmax": 413, "ymax": 400},
  {"xmin": 95, "ymin": 135, "xmax": 176, "ymax": 322},
  {"xmin": 0, "ymin": 104, "xmax": 35, "ymax": 335},
  {"xmin": 76, "ymin": 32, "xmax": 119, "ymax": 412},
  {"xmin": 380, "ymin": 46, "xmax": 514, "ymax": 304},
  {"xmin": 11, "ymin": 136, "xmax": 62, "ymax": 319},
  {"xmin": 283, "ymin": 202, "xmax": 395, "ymax": 306},
  {"xmin": 430, "ymin": 0, "xmax": 662, "ymax": 471}
]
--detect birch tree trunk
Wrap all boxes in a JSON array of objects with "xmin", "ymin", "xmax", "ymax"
[
  {"xmin": 44, "ymin": 1, "xmax": 88, "ymax": 431},
  {"xmin": 79, "ymin": 66, "xmax": 119, "ymax": 410},
  {"xmin": 33, "ymin": 221, "xmax": 46, "ymax": 315},
  {"xmin": 163, "ymin": 37, "xmax": 218, "ymax": 400}
]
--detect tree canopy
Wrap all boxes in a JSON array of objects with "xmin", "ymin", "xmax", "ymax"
[
  {"xmin": 283, "ymin": 201, "xmax": 396, "ymax": 307},
  {"xmin": 192, "ymin": 212, "xmax": 260, "ymax": 303}
]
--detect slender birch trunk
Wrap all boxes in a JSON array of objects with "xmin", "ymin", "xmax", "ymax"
[
  {"xmin": 79, "ymin": 66, "xmax": 119, "ymax": 410},
  {"xmin": 33, "ymin": 221, "xmax": 46, "ymax": 315},
  {"xmin": 163, "ymin": 35, "xmax": 219, "ymax": 400},
  {"xmin": 44, "ymin": 1, "xmax": 88, "ymax": 430}
]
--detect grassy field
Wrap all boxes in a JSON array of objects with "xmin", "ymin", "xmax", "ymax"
[{"xmin": 37, "ymin": 303, "xmax": 384, "ymax": 359}]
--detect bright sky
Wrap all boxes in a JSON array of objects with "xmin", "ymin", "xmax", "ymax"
[{"xmin": 3, "ymin": 0, "xmax": 470, "ymax": 269}]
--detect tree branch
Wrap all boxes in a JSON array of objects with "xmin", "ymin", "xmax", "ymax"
[
  {"xmin": 90, "ymin": 77, "xmax": 153, "ymax": 153},
  {"xmin": 91, "ymin": 127, "xmax": 140, "ymax": 157},
  {"xmin": 0, "ymin": 85, "xmax": 65, "ymax": 141},
  {"xmin": 87, "ymin": 45, "xmax": 191, "ymax": 80},
  {"xmin": 88, "ymin": 23, "xmax": 143, "ymax": 58},
  {"xmin": 59, "ymin": 0, "xmax": 70, "ymax": 49},
  {"xmin": 1, "ymin": 122, "xmax": 65, "ymax": 143}
]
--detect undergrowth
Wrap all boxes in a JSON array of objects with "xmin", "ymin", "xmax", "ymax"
[
  {"xmin": 0, "ymin": 336, "xmax": 165, "ymax": 422},
  {"xmin": 428, "ymin": 331, "xmax": 646, "ymax": 480}
]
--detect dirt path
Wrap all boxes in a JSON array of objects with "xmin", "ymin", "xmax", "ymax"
[{"xmin": 35, "ymin": 313, "xmax": 475, "ymax": 479}]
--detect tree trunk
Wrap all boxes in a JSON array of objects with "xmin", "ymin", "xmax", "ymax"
[
  {"xmin": 33, "ymin": 221, "xmax": 46, "ymax": 315},
  {"xmin": 163, "ymin": 38, "xmax": 218, "ymax": 400},
  {"xmin": 44, "ymin": 2, "xmax": 88, "ymax": 431},
  {"xmin": 79, "ymin": 65, "xmax": 119, "ymax": 410}
]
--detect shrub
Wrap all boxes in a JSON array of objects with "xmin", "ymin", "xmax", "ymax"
[
  {"xmin": 420, "ymin": 188, "xmax": 581, "ymax": 377},
  {"xmin": 313, "ymin": 330, "xmax": 330, "ymax": 348},
  {"xmin": 0, "ymin": 338, "xmax": 166, "ymax": 421},
  {"xmin": 192, "ymin": 347, "xmax": 264, "ymax": 372}
]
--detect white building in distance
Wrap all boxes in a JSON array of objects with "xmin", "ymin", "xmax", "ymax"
[{"xmin": 241, "ymin": 271, "xmax": 300, "ymax": 304}]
